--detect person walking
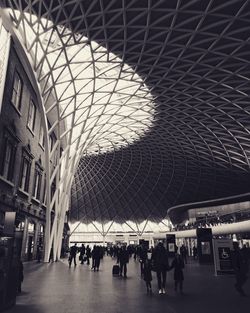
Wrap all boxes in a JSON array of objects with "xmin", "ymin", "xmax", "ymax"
[
  {"xmin": 17, "ymin": 260, "xmax": 24, "ymax": 293},
  {"xmin": 139, "ymin": 244, "xmax": 148, "ymax": 277},
  {"xmin": 92, "ymin": 245, "xmax": 101, "ymax": 271},
  {"xmin": 86, "ymin": 245, "xmax": 91, "ymax": 265},
  {"xmin": 118, "ymin": 245, "xmax": 129, "ymax": 278},
  {"xmin": 152, "ymin": 242, "xmax": 169, "ymax": 294},
  {"xmin": 232, "ymin": 244, "xmax": 249, "ymax": 296},
  {"xmin": 180, "ymin": 244, "xmax": 187, "ymax": 264},
  {"xmin": 37, "ymin": 244, "xmax": 42, "ymax": 263},
  {"xmin": 79, "ymin": 244, "xmax": 86, "ymax": 264},
  {"xmin": 170, "ymin": 253, "xmax": 185, "ymax": 293},
  {"xmin": 143, "ymin": 256, "xmax": 153, "ymax": 293},
  {"xmin": 69, "ymin": 243, "xmax": 78, "ymax": 267},
  {"xmin": 193, "ymin": 245, "xmax": 198, "ymax": 260}
]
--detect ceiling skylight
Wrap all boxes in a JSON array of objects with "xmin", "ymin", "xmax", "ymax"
[{"xmin": 10, "ymin": 10, "xmax": 155, "ymax": 157}]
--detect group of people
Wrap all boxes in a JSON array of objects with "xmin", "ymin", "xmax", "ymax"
[
  {"xmin": 67, "ymin": 242, "xmax": 190, "ymax": 294},
  {"xmin": 110, "ymin": 242, "xmax": 186, "ymax": 294},
  {"xmin": 139, "ymin": 242, "xmax": 185, "ymax": 294},
  {"xmin": 67, "ymin": 241, "xmax": 249, "ymax": 296},
  {"xmin": 68, "ymin": 243, "xmax": 105, "ymax": 271}
]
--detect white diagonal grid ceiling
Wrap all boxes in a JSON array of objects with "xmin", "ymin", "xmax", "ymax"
[{"xmin": 2, "ymin": 0, "xmax": 250, "ymax": 227}]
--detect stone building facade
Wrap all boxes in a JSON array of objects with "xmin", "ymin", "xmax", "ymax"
[{"xmin": 0, "ymin": 38, "xmax": 66, "ymax": 261}]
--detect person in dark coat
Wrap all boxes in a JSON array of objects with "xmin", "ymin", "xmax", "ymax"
[
  {"xmin": 151, "ymin": 242, "xmax": 169, "ymax": 294},
  {"xmin": 170, "ymin": 253, "xmax": 185, "ymax": 293},
  {"xmin": 92, "ymin": 246, "xmax": 101, "ymax": 271},
  {"xmin": 232, "ymin": 244, "xmax": 249, "ymax": 296},
  {"xmin": 18, "ymin": 260, "xmax": 24, "ymax": 293},
  {"xmin": 69, "ymin": 243, "xmax": 78, "ymax": 267},
  {"xmin": 139, "ymin": 245, "xmax": 148, "ymax": 277},
  {"xmin": 180, "ymin": 244, "xmax": 187, "ymax": 264},
  {"xmin": 193, "ymin": 246, "xmax": 198, "ymax": 259},
  {"xmin": 37, "ymin": 244, "xmax": 42, "ymax": 263},
  {"xmin": 79, "ymin": 244, "xmax": 86, "ymax": 264},
  {"xmin": 117, "ymin": 245, "xmax": 129, "ymax": 278},
  {"xmin": 143, "ymin": 257, "xmax": 153, "ymax": 293},
  {"xmin": 86, "ymin": 245, "xmax": 91, "ymax": 265}
]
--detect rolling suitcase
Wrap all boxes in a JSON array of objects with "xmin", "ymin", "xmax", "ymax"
[{"xmin": 112, "ymin": 264, "xmax": 120, "ymax": 276}]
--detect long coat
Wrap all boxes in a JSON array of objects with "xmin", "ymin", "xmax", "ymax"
[
  {"xmin": 152, "ymin": 245, "xmax": 169, "ymax": 271},
  {"xmin": 171, "ymin": 256, "xmax": 184, "ymax": 281},
  {"xmin": 143, "ymin": 261, "xmax": 152, "ymax": 282}
]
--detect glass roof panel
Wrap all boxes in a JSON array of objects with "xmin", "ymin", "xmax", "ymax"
[{"xmin": 11, "ymin": 10, "xmax": 155, "ymax": 156}]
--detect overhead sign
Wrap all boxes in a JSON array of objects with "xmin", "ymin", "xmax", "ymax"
[{"xmin": 213, "ymin": 239, "xmax": 234, "ymax": 275}]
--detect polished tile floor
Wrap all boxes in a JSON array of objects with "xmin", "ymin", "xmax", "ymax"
[{"xmin": 7, "ymin": 256, "xmax": 250, "ymax": 313}]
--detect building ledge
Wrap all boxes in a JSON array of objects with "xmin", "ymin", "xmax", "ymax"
[{"xmin": 0, "ymin": 175, "xmax": 14, "ymax": 188}]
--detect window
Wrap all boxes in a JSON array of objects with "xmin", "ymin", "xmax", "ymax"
[
  {"xmin": 0, "ymin": 140, "xmax": 15, "ymax": 181},
  {"xmin": 11, "ymin": 71, "xmax": 23, "ymax": 111},
  {"xmin": 27, "ymin": 99, "xmax": 36, "ymax": 131},
  {"xmin": 32, "ymin": 161, "xmax": 43, "ymax": 200},
  {"xmin": 39, "ymin": 122, "xmax": 45, "ymax": 147},
  {"xmin": 0, "ymin": 128, "xmax": 19, "ymax": 182},
  {"xmin": 19, "ymin": 158, "xmax": 31, "ymax": 192},
  {"xmin": 19, "ymin": 146, "xmax": 33, "ymax": 193}
]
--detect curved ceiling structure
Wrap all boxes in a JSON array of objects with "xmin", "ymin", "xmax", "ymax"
[{"xmin": 2, "ymin": 0, "xmax": 250, "ymax": 231}]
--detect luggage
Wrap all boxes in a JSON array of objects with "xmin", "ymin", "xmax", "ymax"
[{"xmin": 112, "ymin": 264, "xmax": 120, "ymax": 276}]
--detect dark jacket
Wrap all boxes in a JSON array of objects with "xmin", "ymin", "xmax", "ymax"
[
  {"xmin": 80, "ymin": 245, "xmax": 86, "ymax": 256},
  {"xmin": 70, "ymin": 245, "xmax": 78, "ymax": 256},
  {"xmin": 118, "ymin": 248, "xmax": 129, "ymax": 264},
  {"xmin": 152, "ymin": 245, "xmax": 169, "ymax": 271},
  {"xmin": 86, "ymin": 246, "xmax": 91, "ymax": 257},
  {"xmin": 139, "ymin": 247, "xmax": 148, "ymax": 262},
  {"xmin": 19, "ymin": 261, "xmax": 24, "ymax": 282},
  {"xmin": 171, "ymin": 255, "xmax": 184, "ymax": 281},
  {"xmin": 92, "ymin": 247, "xmax": 101, "ymax": 260},
  {"xmin": 143, "ymin": 261, "xmax": 152, "ymax": 282},
  {"xmin": 232, "ymin": 249, "xmax": 249, "ymax": 275}
]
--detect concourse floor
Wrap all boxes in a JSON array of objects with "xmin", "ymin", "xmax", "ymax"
[{"xmin": 7, "ymin": 256, "xmax": 250, "ymax": 313}]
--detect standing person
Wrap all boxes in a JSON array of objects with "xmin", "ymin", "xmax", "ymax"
[
  {"xmin": 134, "ymin": 246, "xmax": 138, "ymax": 260},
  {"xmin": 180, "ymin": 244, "xmax": 187, "ymax": 264},
  {"xmin": 118, "ymin": 245, "xmax": 129, "ymax": 278},
  {"xmin": 17, "ymin": 260, "xmax": 24, "ymax": 293},
  {"xmin": 143, "ymin": 257, "xmax": 153, "ymax": 293},
  {"xmin": 170, "ymin": 253, "xmax": 185, "ymax": 293},
  {"xmin": 110, "ymin": 246, "xmax": 114, "ymax": 257},
  {"xmin": 86, "ymin": 245, "xmax": 91, "ymax": 265},
  {"xmin": 193, "ymin": 245, "xmax": 198, "ymax": 260},
  {"xmin": 92, "ymin": 246, "xmax": 101, "ymax": 271},
  {"xmin": 139, "ymin": 245, "xmax": 148, "ymax": 277},
  {"xmin": 232, "ymin": 244, "xmax": 249, "ymax": 296},
  {"xmin": 79, "ymin": 244, "xmax": 86, "ymax": 264},
  {"xmin": 152, "ymin": 242, "xmax": 169, "ymax": 294},
  {"xmin": 91, "ymin": 245, "xmax": 96, "ymax": 270},
  {"xmin": 37, "ymin": 244, "xmax": 42, "ymax": 263},
  {"xmin": 69, "ymin": 243, "xmax": 78, "ymax": 267}
]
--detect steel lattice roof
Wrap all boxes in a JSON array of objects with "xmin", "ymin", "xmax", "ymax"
[{"xmin": 3, "ymin": 0, "xmax": 250, "ymax": 224}]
